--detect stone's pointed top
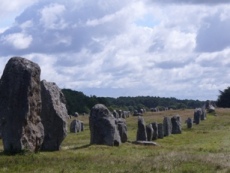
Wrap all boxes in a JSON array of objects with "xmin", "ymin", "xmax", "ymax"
[
  {"xmin": 7, "ymin": 56, "xmax": 40, "ymax": 70},
  {"xmin": 40, "ymin": 80, "xmax": 68, "ymax": 151},
  {"xmin": 92, "ymin": 104, "xmax": 107, "ymax": 109},
  {"xmin": 90, "ymin": 104, "xmax": 113, "ymax": 118}
]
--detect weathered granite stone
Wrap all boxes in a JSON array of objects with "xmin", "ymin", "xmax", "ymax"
[
  {"xmin": 194, "ymin": 108, "xmax": 201, "ymax": 124},
  {"xmin": 118, "ymin": 110, "xmax": 122, "ymax": 118},
  {"xmin": 116, "ymin": 118, "xmax": 128, "ymax": 143},
  {"xmin": 80, "ymin": 121, "xmax": 84, "ymax": 131},
  {"xmin": 205, "ymin": 100, "xmax": 216, "ymax": 113},
  {"xmin": 151, "ymin": 122, "xmax": 158, "ymax": 140},
  {"xmin": 123, "ymin": 111, "xmax": 130, "ymax": 118},
  {"xmin": 163, "ymin": 117, "xmax": 172, "ymax": 136},
  {"xmin": 201, "ymin": 106, "xmax": 206, "ymax": 120},
  {"xmin": 171, "ymin": 115, "xmax": 182, "ymax": 134},
  {"xmin": 113, "ymin": 110, "xmax": 119, "ymax": 118},
  {"xmin": 40, "ymin": 80, "xmax": 68, "ymax": 151},
  {"xmin": 89, "ymin": 104, "xmax": 121, "ymax": 146},
  {"xmin": 70, "ymin": 119, "xmax": 83, "ymax": 133},
  {"xmin": 157, "ymin": 123, "xmax": 164, "ymax": 139},
  {"xmin": 136, "ymin": 116, "xmax": 147, "ymax": 141},
  {"xmin": 0, "ymin": 57, "xmax": 44, "ymax": 154},
  {"xmin": 186, "ymin": 117, "xmax": 193, "ymax": 128},
  {"xmin": 74, "ymin": 112, "xmax": 79, "ymax": 117},
  {"xmin": 146, "ymin": 124, "xmax": 153, "ymax": 141},
  {"xmin": 208, "ymin": 105, "xmax": 215, "ymax": 113},
  {"xmin": 133, "ymin": 110, "xmax": 142, "ymax": 116}
]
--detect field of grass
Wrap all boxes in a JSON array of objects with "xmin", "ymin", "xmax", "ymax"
[{"xmin": 1, "ymin": 108, "xmax": 230, "ymax": 173}]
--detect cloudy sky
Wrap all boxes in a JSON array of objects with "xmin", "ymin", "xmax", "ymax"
[{"xmin": 0, "ymin": 0, "xmax": 230, "ymax": 101}]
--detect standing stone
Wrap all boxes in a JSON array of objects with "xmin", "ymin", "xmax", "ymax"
[
  {"xmin": 186, "ymin": 118, "xmax": 193, "ymax": 128},
  {"xmin": 0, "ymin": 57, "xmax": 44, "ymax": 154},
  {"xmin": 205, "ymin": 100, "xmax": 215, "ymax": 113},
  {"xmin": 123, "ymin": 111, "xmax": 130, "ymax": 118},
  {"xmin": 171, "ymin": 115, "xmax": 182, "ymax": 134},
  {"xmin": 151, "ymin": 122, "xmax": 158, "ymax": 140},
  {"xmin": 163, "ymin": 117, "xmax": 172, "ymax": 136},
  {"xmin": 118, "ymin": 110, "xmax": 123, "ymax": 118},
  {"xmin": 146, "ymin": 124, "xmax": 153, "ymax": 141},
  {"xmin": 201, "ymin": 106, "xmax": 206, "ymax": 120},
  {"xmin": 80, "ymin": 121, "xmax": 84, "ymax": 131},
  {"xmin": 0, "ymin": 123, "xmax": 2, "ymax": 139},
  {"xmin": 157, "ymin": 123, "xmax": 164, "ymax": 139},
  {"xmin": 116, "ymin": 118, "xmax": 128, "ymax": 143},
  {"xmin": 113, "ymin": 110, "xmax": 119, "ymax": 118},
  {"xmin": 208, "ymin": 105, "xmax": 215, "ymax": 113},
  {"xmin": 40, "ymin": 80, "xmax": 68, "ymax": 151},
  {"xmin": 74, "ymin": 112, "xmax": 79, "ymax": 117},
  {"xmin": 70, "ymin": 119, "xmax": 83, "ymax": 133},
  {"xmin": 136, "ymin": 116, "xmax": 147, "ymax": 141},
  {"xmin": 89, "ymin": 104, "xmax": 121, "ymax": 146},
  {"xmin": 194, "ymin": 108, "xmax": 201, "ymax": 124}
]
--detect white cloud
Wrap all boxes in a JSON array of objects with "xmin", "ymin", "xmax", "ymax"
[
  {"xmin": 0, "ymin": 0, "xmax": 230, "ymax": 101},
  {"xmin": 0, "ymin": 27, "xmax": 8, "ymax": 34},
  {"xmin": 0, "ymin": 0, "xmax": 38, "ymax": 18},
  {"xmin": 151, "ymin": 0, "xmax": 230, "ymax": 5},
  {"xmin": 39, "ymin": 3, "xmax": 67, "ymax": 30},
  {"xmin": 2, "ymin": 33, "xmax": 33, "ymax": 49}
]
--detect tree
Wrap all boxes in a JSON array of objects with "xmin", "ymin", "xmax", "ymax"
[{"xmin": 217, "ymin": 87, "xmax": 230, "ymax": 108}]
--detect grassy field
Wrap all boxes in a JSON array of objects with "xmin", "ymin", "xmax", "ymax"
[{"xmin": 0, "ymin": 108, "xmax": 230, "ymax": 173}]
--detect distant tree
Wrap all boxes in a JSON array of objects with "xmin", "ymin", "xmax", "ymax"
[
  {"xmin": 62, "ymin": 89, "xmax": 89, "ymax": 115},
  {"xmin": 217, "ymin": 87, "xmax": 230, "ymax": 107},
  {"xmin": 62, "ymin": 88, "xmax": 204, "ymax": 115}
]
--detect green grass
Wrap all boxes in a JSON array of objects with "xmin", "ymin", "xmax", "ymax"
[{"xmin": 1, "ymin": 108, "xmax": 230, "ymax": 172}]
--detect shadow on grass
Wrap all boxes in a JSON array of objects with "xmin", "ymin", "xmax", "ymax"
[
  {"xmin": 0, "ymin": 150, "xmax": 28, "ymax": 156},
  {"xmin": 71, "ymin": 144, "xmax": 91, "ymax": 150}
]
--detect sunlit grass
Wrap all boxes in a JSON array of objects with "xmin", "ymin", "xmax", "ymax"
[{"xmin": 0, "ymin": 108, "xmax": 230, "ymax": 172}]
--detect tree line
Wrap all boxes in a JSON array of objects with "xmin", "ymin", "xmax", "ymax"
[
  {"xmin": 216, "ymin": 87, "xmax": 230, "ymax": 108},
  {"xmin": 62, "ymin": 88, "xmax": 205, "ymax": 115}
]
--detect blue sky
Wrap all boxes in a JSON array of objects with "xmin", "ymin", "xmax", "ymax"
[{"xmin": 0, "ymin": 0, "xmax": 230, "ymax": 101}]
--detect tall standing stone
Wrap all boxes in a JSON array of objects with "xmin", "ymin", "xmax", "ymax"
[
  {"xmin": 116, "ymin": 118, "xmax": 128, "ymax": 143},
  {"xmin": 163, "ymin": 117, "xmax": 172, "ymax": 136},
  {"xmin": 136, "ymin": 116, "xmax": 147, "ymax": 141},
  {"xmin": 113, "ymin": 110, "xmax": 119, "ymax": 118},
  {"xmin": 151, "ymin": 122, "xmax": 158, "ymax": 140},
  {"xmin": 171, "ymin": 115, "xmax": 182, "ymax": 134},
  {"xmin": 40, "ymin": 80, "xmax": 68, "ymax": 151},
  {"xmin": 186, "ymin": 118, "xmax": 193, "ymax": 128},
  {"xmin": 194, "ymin": 108, "xmax": 201, "ymax": 124},
  {"xmin": 157, "ymin": 123, "xmax": 164, "ymax": 139},
  {"xmin": 89, "ymin": 104, "xmax": 121, "ymax": 146},
  {"xmin": 146, "ymin": 124, "xmax": 153, "ymax": 141},
  {"xmin": 0, "ymin": 57, "xmax": 44, "ymax": 154}
]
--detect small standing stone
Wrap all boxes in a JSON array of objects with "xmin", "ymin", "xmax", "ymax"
[
  {"xmin": 194, "ymin": 108, "xmax": 201, "ymax": 124},
  {"xmin": 116, "ymin": 118, "xmax": 128, "ymax": 143},
  {"xmin": 201, "ymin": 106, "xmax": 206, "ymax": 120},
  {"xmin": 163, "ymin": 117, "xmax": 172, "ymax": 136},
  {"xmin": 89, "ymin": 104, "xmax": 121, "ymax": 146},
  {"xmin": 151, "ymin": 122, "xmax": 158, "ymax": 140},
  {"xmin": 171, "ymin": 115, "xmax": 182, "ymax": 134},
  {"xmin": 157, "ymin": 123, "xmax": 164, "ymax": 139},
  {"xmin": 136, "ymin": 116, "xmax": 147, "ymax": 141},
  {"xmin": 70, "ymin": 119, "xmax": 83, "ymax": 133},
  {"xmin": 186, "ymin": 118, "xmax": 193, "ymax": 128},
  {"xmin": 146, "ymin": 124, "xmax": 154, "ymax": 141}
]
